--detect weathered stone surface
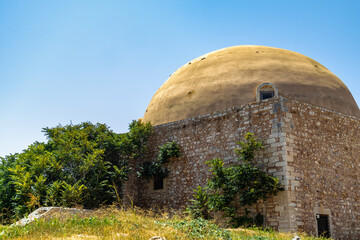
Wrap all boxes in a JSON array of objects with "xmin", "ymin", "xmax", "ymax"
[
  {"xmin": 13, "ymin": 207, "xmax": 91, "ymax": 226},
  {"xmin": 149, "ymin": 236, "xmax": 167, "ymax": 240},
  {"xmin": 288, "ymin": 99, "xmax": 360, "ymax": 239},
  {"xmin": 125, "ymin": 97, "xmax": 360, "ymax": 239}
]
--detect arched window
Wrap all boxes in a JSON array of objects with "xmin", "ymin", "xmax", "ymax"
[{"xmin": 256, "ymin": 82, "xmax": 278, "ymax": 102}]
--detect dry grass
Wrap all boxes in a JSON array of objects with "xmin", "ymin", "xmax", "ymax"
[
  {"xmin": 0, "ymin": 207, "xmax": 331, "ymax": 240},
  {"xmin": 0, "ymin": 207, "xmax": 189, "ymax": 240},
  {"xmin": 229, "ymin": 227, "xmax": 330, "ymax": 240}
]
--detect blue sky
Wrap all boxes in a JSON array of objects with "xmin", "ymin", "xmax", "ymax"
[{"xmin": 0, "ymin": 0, "xmax": 359, "ymax": 157}]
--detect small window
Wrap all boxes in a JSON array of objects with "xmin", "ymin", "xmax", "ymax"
[
  {"xmin": 256, "ymin": 82, "xmax": 278, "ymax": 102},
  {"xmin": 260, "ymin": 91, "xmax": 274, "ymax": 100},
  {"xmin": 154, "ymin": 176, "xmax": 164, "ymax": 190}
]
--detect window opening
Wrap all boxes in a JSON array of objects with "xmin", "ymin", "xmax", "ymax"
[
  {"xmin": 154, "ymin": 176, "xmax": 164, "ymax": 190},
  {"xmin": 256, "ymin": 82, "xmax": 278, "ymax": 102},
  {"xmin": 316, "ymin": 214, "xmax": 330, "ymax": 238},
  {"xmin": 260, "ymin": 91, "xmax": 274, "ymax": 100}
]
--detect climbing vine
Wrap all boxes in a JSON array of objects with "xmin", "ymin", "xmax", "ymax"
[{"xmin": 137, "ymin": 141, "xmax": 181, "ymax": 180}]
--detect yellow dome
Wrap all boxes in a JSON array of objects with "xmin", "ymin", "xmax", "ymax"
[{"xmin": 143, "ymin": 45, "xmax": 360, "ymax": 125}]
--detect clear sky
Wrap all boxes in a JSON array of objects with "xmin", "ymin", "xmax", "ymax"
[{"xmin": 0, "ymin": 0, "xmax": 359, "ymax": 157}]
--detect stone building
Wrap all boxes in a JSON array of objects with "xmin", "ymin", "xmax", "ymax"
[{"xmin": 126, "ymin": 46, "xmax": 360, "ymax": 239}]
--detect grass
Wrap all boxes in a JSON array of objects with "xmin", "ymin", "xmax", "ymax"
[{"xmin": 0, "ymin": 207, "xmax": 331, "ymax": 240}]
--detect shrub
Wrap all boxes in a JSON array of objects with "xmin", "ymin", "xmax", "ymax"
[
  {"xmin": 187, "ymin": 133, "xmax": 284, "ymax": 227},
  {"xmin": 0, "ymin": 120, "xmax": 152, "ymax": 222}
]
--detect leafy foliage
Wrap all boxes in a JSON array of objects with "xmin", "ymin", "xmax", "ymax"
[
  {"xmin": 187, "ymin": 132, "xmax": 284, "ymax": 227},
  {"xmin": 157, "ymin": 141, "xmax": 181, "ymax": 164},
  {"xmin": 0, "ymin": 120, "xmax": 152, "ymax": 222},
  {"xmin": 186, "ymin": 186, "xmax": 210, "ymax": 220},
  {"xmin": 137, "ymin": 141, "xmax": 180, "ymax": 180},
  {"xmin": 235, "ymin": 132, "xmax": 264, "ymax": 162}
]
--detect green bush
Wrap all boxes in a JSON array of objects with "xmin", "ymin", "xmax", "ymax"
[
  {"xmin": 187, "ymin": 133, "xmax": 284, "ymax": 227},
  {"xmin": 186, "ymin": 186, "xmax": 210, "ymax": 220},
  {"xmin": 0, "ymin": 120, "xmax": 152, "ymax": 222}
]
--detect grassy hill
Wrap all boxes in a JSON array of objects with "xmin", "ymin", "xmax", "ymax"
[{"xmin": 0, "ymin": 207, "xmax": 330, "ymax": 240}]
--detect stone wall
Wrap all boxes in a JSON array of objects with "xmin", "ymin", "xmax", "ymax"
[
  {"xmin": 125, "ymin": 97, "xmax": 360, "ymax": 239},
  {"xmin": 134, "ymin": 97, "xmax": 292, "ymax": 229},
  {"xmin": 286, "ymin": 99, "xmax": 360, "ymax": 239}
]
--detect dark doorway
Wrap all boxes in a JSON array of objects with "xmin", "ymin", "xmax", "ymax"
[{"xmin": 316, "ymin": 214, "xmax": 330, "ymax": 238}]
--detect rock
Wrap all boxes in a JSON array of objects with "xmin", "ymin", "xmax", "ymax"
[
  {"xmin": 149, "ymin": 236, "xmax": 167, "ymax": 240},
  {"xmin": 13, "ymin": 207, "xmax": 91, "ymax": 226}
]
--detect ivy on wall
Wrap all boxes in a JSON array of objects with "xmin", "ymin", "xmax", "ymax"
[{"xmin": 137, "ymin": 141, "xmax": 181, "ymax": 180}]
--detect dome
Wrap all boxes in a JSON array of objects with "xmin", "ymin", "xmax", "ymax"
[{"xmin": 143, "ymin": 45, "xmax": 360, "ymax": 125}]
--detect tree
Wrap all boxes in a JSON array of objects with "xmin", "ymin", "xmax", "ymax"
[
  {"xmin": 0, "ymin": 120, "xmax": 152, "ymax": 222},
  {"xmin": 187, "ymin": 132, "xmax": 284, "ymax": 227}
]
